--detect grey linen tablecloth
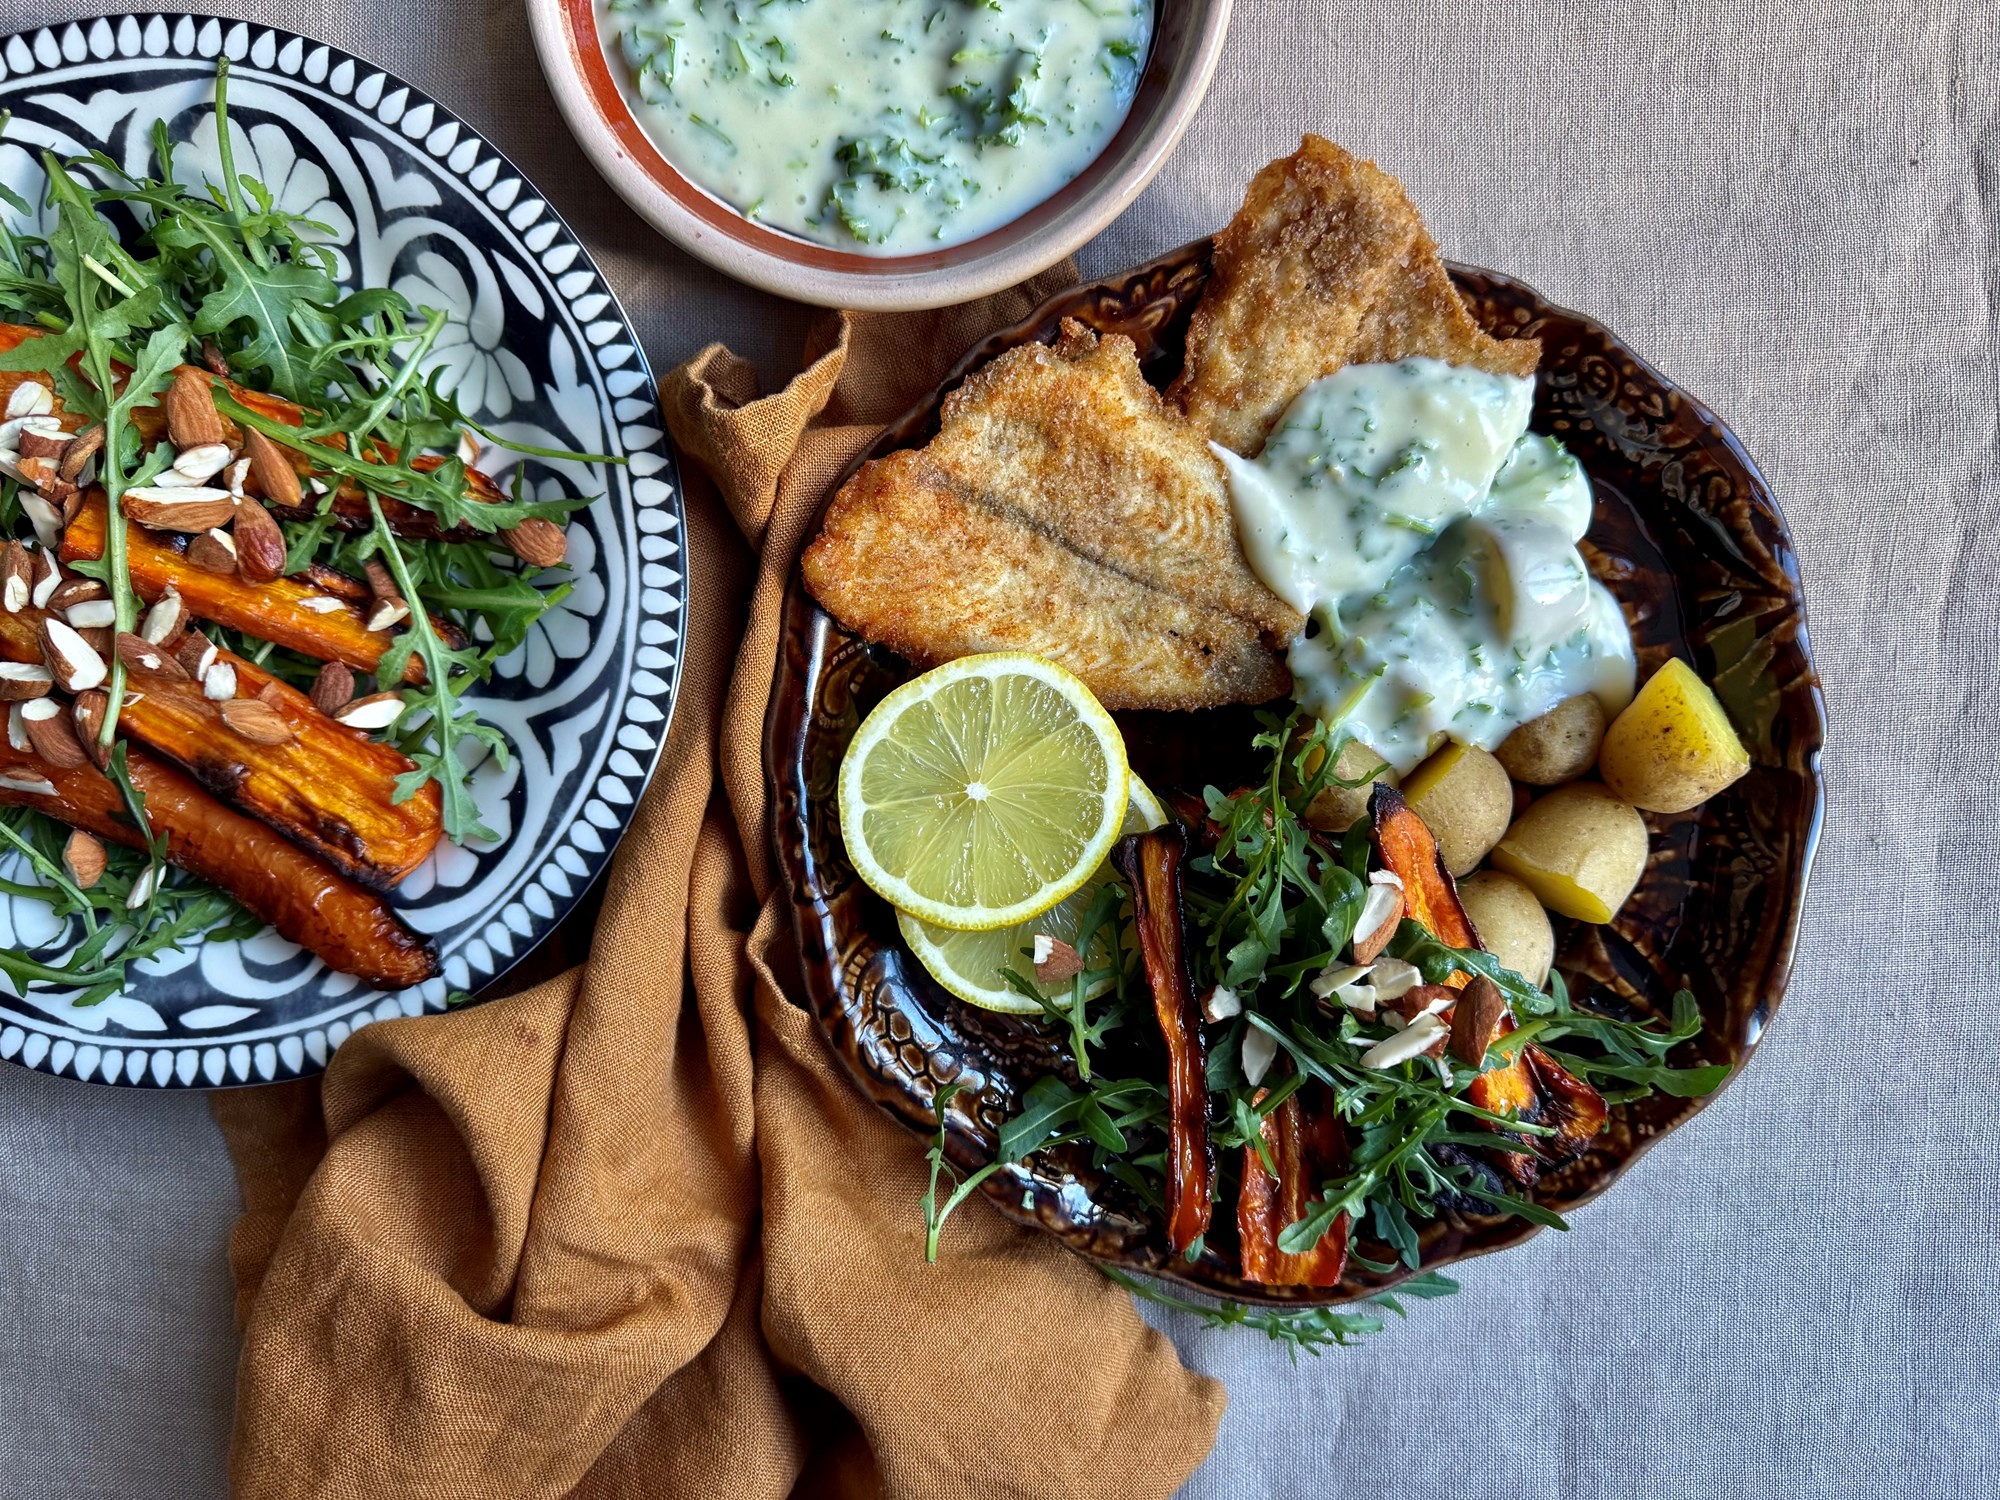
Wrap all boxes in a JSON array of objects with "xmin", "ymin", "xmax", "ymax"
[{"xmin": 1, "ymin": 2, "xmax": 1995, "ymax": 1496}]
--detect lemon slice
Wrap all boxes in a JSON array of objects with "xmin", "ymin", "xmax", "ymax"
[
  {"xmin": 838, "ymin": 652, "xmax": 1129, "ymax": 931},
  {"xmin": 899, "ymin": 778, "xmax": 1165, "ymax": 1013}
]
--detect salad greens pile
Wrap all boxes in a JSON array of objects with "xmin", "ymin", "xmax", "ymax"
[
  {"xmin": 924, "ymin": 711, "xmax": 1729, "ymax": 1353},
  {"xmin": 0, "ymin": 63, "xmax": 603, "ymax": 1000}
]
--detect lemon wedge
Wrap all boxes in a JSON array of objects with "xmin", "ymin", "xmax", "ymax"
[
  {"xmin": 899, "ymin": 778, "xmax": 1165, "ymax": 1013},
  {"xmin": 838, "ymin": 653, "xmax": 1129, "ymax": 932}
]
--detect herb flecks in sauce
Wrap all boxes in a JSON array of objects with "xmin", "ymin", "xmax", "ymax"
[
  {"xmin": 604, "ymin": 0, "xmax": 1154, "ymax": 253},
  {"xmin": 1217, "ymin": 359, "xmax": 1637, "ymax": 770}
]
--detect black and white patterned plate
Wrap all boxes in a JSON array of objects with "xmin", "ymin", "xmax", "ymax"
[{"xmin": 0, "ymin": 15, "xmax": 686, "ymax": 1088}]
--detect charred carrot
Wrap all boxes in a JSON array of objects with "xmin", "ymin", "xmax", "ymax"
[
  {"xmin": 1238, "ymin": 1083, "xmax": 1349, "ymax": 1287},
  {"xmin": 0, "ymin": 738, "xmax": 437, "ymax": 988}
]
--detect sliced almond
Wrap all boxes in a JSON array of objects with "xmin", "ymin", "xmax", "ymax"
[
  {"xmin": 1240, "ymin": 1025, "xmax": 1279, "ymax": 1087},
  {"xmin": 62, "ymin": 829, "xmax": 106, "ymax": 889},
  {"xmin": 71, "ymin": 689, "xmax": 109, "ymax": 769},
  {"xmin": 242, "ymin": 427, "xmax": 302, "ymax": 511},
  {"xmin": 164, "ymin": 368, "xmax": 226, "ymax": 448},
  {"xmin": 220, "ymin": 696, "xmax": 294, "ymax": 746},
  {"xmin": 125, "ymin": 865, "xmax": 156, "ymax": 910},
  {"xmin": 47, "ymin": 577, "xmax": 106, "ymax": 612},
  {"xmin": 1031, "ymin": 934, "xmax": 1086, "ymax": 987},
  {"xmin": 224, "ymin": 457, "xmax": 251, "ymax": 496},
  {"xmin": 19, "ymin": 696, "xmax": 87, "ymax": 768},
  {"xmin": 502, "ymin": 518, "xmax": 567, "ymax": 568},
  {"xmin": 200, "ymin": 338, "xmax": 229, "ymax": 377},
  {"xmin": 19, "ymin": 491, "xmax": 63, "ymax": 549},
  {"xmin": 170, "ymin": 442, "xmax": 233, "ymax": 483},
  {"xmin": 28, "ymin": 549, "xmax": 61, "ymax": 610},
  {"xmin": 75, "ymin": 625, "xmax": 113, "ymax": 656},
  {"xmin": 1385, "ymin": 984, "xmax": 1458, "ymax": 1029},
  {"xmin": 0, "ymin": 661, "xmax": 53, "ymax": 701},
  {"xmin": 4, "ymin": 380, "xmax": 52, "ymax": 419},
  {"xmin": 122, "ymin": 487, "xmax": 238, "ymax": 532},
  {"xmin": 232, "ymin": 496, "xmax": 287, "ymax": 583},
  {"xmin": 1448, "ymin": 976, "xmax": 1509, "ymax": 1067},
  {"xmin": 63, "ymin": 598, "xmax": 117, "ymax": 630},
  {"xmin": 1361, "ymin": 1013, "xmax": 1450, "ymax": 1070},
  {"xmin": 115, "ymin": 632, "xmax": 187, "ymax": 681},
  {"xmin": 0, "ymin": 770, "xmax": 55, "ymax": 795},
  {"xmin": 186, "ymin": 528, "xmax": 239, "ymax": 574},
  {"xmin": 334, "ymin": 691, "xmax": 405, "ymax": 731},
  {"xmin": 1351, "ymin": 880, "xmax": 1407, "ymax": 966},
  {"xmin": 139, "ymin": 589, "xmax": 186, "ymax": 647},
  {"xmin": 1, "ymin": 541, "xmax": 29, "ymax": 613},
  {"xmin": 57, "ymin": 424, "xmax": 103, "ymax": 484},
  {"xmin": 257, "ymin": 679, "xmax": 286, "ymax": 709},
  {"xmin": 363, "ymin": 560, "xmax": 399, "ymax": 603},
  {"xmin": 175, "ymin": 633, "xmax": 217, "ymax": 680},
  {"xmin": 366, "ymin": 597, "xmax": 410, "ymax": 632},
  {"xmin": 38, "ymin": 617, "xmax": 106, "ymax": 693},
  {"xmin": 201, "ymin": 658, "xmax": 237, "ymax": 701},
  {"xmin": 299, "ymin": 596, "xmax": 346, "ymax": 614},
  {"xmin": 5, "ymin": 702, "xmax": 28, "ymax": 751},
  {"xmin": 309, "ymin": 660, "xmax": 355, "ymax": 716},
  {"xmin": 1201, "ymin": 985, "xmax": 1242, "ymax": 1023},
  {"xmin": 17, "ymin": 424, "xmax": 69, "ymax": 462}
]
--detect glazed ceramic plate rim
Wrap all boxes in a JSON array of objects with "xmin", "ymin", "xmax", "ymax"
[
  {"xmin": 0, "ymin": 13, "xmax": 687, "ymax": 1089},
  {"xmin": 767, "ymin": 238, "xmax": 1826, "ymax": 1304},
  {"xmin": 525, "ymin": 0, "xmax": 1233, "ymax": 311}
]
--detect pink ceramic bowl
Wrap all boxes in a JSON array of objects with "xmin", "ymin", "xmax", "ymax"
[{"xmin": 527, "ymin": 0, "xmax": 1232, "ymax": 311}]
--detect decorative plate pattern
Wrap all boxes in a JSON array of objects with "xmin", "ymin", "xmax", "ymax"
[
  {"xmin": 0, "ymin": 15, "xmax": 686, "ymax": 1089},
  {"xmin": 768, "ymin": 241, "xmax": 1826, "ymax": 1304}
]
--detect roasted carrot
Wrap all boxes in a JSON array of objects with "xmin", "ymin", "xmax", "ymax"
[
  {"xmin": 1114, "ymin": 825, "xmax": 1214, "ymax": 1256},
  {"xmin": 59, "ymin": 493, "xmax": 461, "ymax": 684},
  {"xmin": 1238, "ymin": 1083, "xmax": 1349, "ymax": 1287},
  {"xmin": 1369, "ymin": 785, "xmax": 1607, "ymax": 1181},
  {"xmin": 0, "ymin": 738, "xmax": 437, "ymax": 988}
]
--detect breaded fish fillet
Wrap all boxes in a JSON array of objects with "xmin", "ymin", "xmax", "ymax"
[
  {"xmin": 803, "ymin": 325, "xmax": 1298, "ymax": 710},
  {"xmin": 805, "ymin": 450, "xmax": 1290, "ymax": 710},
  {"xmin": 1174, "ymin": 136, "xmax": 1542, "ymax": 455}
]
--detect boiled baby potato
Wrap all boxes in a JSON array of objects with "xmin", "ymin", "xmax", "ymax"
[
  {"xmin": 1399, "ymin": 741, "xmax": 1512, "ymax": 876},
  {"xmin": 1490, "ymin": 783, "xmax": 1648, "ymax": 924},
  {"xmin": 1495, "ymin": 694, "xmax": 1606, "ymax": 785},
  {"xmin": 1303, "ymin": 739, "xmax": 1398, "ymax": 832},
  {"xmin": 1456, "ymin": 870, "xmax": 1556, "ymax": 988},
  {"xmin": 1598, "ymin": 658, "xmax": 1751, "ymax": 814}
]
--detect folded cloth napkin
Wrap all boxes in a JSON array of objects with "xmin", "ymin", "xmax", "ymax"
[{"xmin": 208, "ymin": 268, "xmax": 1225, "ymax": 1500}]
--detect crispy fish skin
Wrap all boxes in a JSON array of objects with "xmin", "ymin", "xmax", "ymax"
[
  {"xmin": 1174, "ymin": 135, "xmax": 1543, "ymax": 454},
  {"xmin": 803, "ymin": 450, "xmax": 1290, "ymax": 711},
  {"xmin": 925, "ymin": 322, "xmax": 1301, "ymax": 643}
]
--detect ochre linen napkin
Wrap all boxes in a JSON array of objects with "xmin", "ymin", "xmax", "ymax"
[{"xmin": 207, "ymin": 268, "xmax": 1225, "ymax": 1499}]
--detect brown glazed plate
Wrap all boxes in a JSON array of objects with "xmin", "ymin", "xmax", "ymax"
[{"xmin": 765, "ymin": 241, "xmax": 1827, "ymax": 1305}]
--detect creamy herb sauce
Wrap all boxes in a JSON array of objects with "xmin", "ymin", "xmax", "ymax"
[
  {"xmin": 1217, "ymin": 359, "xmax": 1636, "ymax": 771},
  {"xmin": 602, "ymin": 0, "xmax": 1154, "ymax": 254}
]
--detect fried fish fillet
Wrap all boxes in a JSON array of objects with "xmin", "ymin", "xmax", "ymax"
[
  {"xmin": 803, "ymin": 325, "xmax": 1299, "ymax": 710},
  {"xmin": 1174, "ymin": 136, "xmax": 1542, "ymax": 454}
]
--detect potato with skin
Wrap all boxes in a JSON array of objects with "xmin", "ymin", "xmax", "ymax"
[
  {"xmin": 1598, "ymin": 658, "xmax": 1751, "ymax": 813},
  {"xmin": 1398, "ymin": 741, "xmax": 1512, "ymax": 876},
  {"xmin": 1490, "ymin": 782, "xmax": 1648, "ymax": 923},
  {"xmin": 1302, "ymin": 739, "xmax": 1398, "ymax": 833},
  {"xmin": 1456, "ymin": 869, "xmax": 1556, "ymax": 988},
  {"xmin": 1495, "ymin": 694, "xmax": 1606, "ymax": 785}
]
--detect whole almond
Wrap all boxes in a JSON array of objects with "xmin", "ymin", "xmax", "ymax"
[
  {"xmin": 19, "ymin": 697, "xmax": 88, "ymax": 769},
  {"xmin": 186, "ymin": 528, "xmax": 239, "ymax": 574},
  {"xmin": 71, "ymin": 689, "xmax": 110, "ymax": 769},
  {"xmin": 122, "ymin": 487, "xmax": 239, "ymax": 532},
  {"xmin": 164, "ymin": 368, "xmax": 226, "ymax": 448},
  {"xmin": 220, "ymin": 697, "xmax": 295, "ymax": 746},
  {"xmin": 502, "ymin": 518, "xmax": 567, "ymax": 568},
  {"xmin": 62, "ymin": 828, "xmax": 107, "ymax": 889},
  {"xmin": 309, "ymin": 660, "xmax": 355, "ymax": 716},
  {"xmin": 115, "ymin": 631, "xmax": 188, "ymax": 681},
  {"xmin": 1448, "ymin": 976, "xmax": 1509, "ymax": 1067},
  {"xmin": 0, "ymin": 662, "xmax": 52, "ymax": 701},
  {"xmin": 1, "ymin": 541, "xmax": 29, "ymax": 613},
  {"xmin": 58, "ymin": 423, "xmax": 103, "ymax": 484},
  {"xmin": 38, "ymin": 617, "xmax": 106, "ymax": 693},
  {"xmin": 232, "ymin": 496, "xmax": 288, "ymax": 583},
  {"xmin": 242, "ymin": 427, "xmax": 303, "ymax": 512}
]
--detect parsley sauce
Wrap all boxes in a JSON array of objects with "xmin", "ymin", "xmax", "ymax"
[
  {"xmin": 602, "ymin": 0, "xmax": 1154, "ymax": 253},
  {"xmin": 1215, "ymin": 359, "xmax": 1636, "ymax": 770}
]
